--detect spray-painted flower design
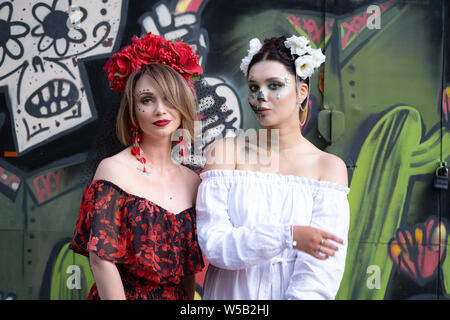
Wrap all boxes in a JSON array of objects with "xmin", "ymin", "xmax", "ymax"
[
  {"xmin": 0, "ymin": 2, "xmax": 29, "ymax": 66},
  {"xmin": 31, "ymin": 0, "xmax": 87, "ymax": 57}
]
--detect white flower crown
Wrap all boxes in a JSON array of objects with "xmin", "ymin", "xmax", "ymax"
[{"xmin": 240, "ymin": 35, "xmax": 325, "ymax": 80}]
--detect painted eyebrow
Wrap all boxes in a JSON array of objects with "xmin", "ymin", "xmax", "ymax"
[
  {"xmin": 266, "ymin": 77, "xmax": 284, "ymax": 82},
  {"xmin": 248, "ymin": 77, "xmax": 284, "ymax": 82},
  {"xmin": 136, "ymin": 90, "xmax": 156, "ymax": 97}
]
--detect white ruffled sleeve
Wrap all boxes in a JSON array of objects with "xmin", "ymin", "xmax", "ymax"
[
  {"xmin": 285, "ymin": 185, "xmax": 350, "ymax": 300},
  {"xmin": 196, "ymin": 173, "xmax": 293, "ymax": 270}
]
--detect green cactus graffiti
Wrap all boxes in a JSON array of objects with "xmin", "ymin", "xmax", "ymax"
[
  {"xmin": 336, "ymin": 106, "xmax": 450, "ymax": 300},
  {"xmin": 443, "ymin": 247, "xmax": 450, "ymax": 298}
]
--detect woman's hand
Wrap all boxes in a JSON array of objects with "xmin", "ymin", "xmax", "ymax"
[{"xmin": 291, "ymin": 226, "xmax": 344, "ymax": 260}]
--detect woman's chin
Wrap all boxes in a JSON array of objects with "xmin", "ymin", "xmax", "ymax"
[{"xmin": 255, "ymin": 116, "xmax": 279, "ymax": 128}]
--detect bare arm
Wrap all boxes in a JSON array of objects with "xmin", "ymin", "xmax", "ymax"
[
  {"xmin": 291, "ymin": 153, "xmax": 348, "ymax": 260},
  {"xmin": 84, "ymin": 157, "xmax": 128, "ymax": 299},
  {"xmin": 89, "ymin": 252, "xmax": 126, "ymax": 300},
  {"xmin": 183, "ymin": 275, "xmax": 196, "ymax": 300},
  {"xmin": 181, "ymin": 169, "xmax": 201, "ymax": 301}
]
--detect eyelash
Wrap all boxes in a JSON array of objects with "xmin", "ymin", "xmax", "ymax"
[
  {"xmin": 249, "ymin": 85, "xmax": 259, "ymax": 93},
  {"xmin": 248, "ymin": 82, "xmax": 284, "ymax": 92},
  {"xmin": 140, "ymin": 97, "xmax": 153, "ymax": 104},
  {"xmin": 268, "ymin": 82, "xmax": 283, "ymax": 90}
]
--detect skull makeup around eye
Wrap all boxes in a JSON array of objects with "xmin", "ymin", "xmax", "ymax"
[
  {"xmin": 264, "ymin": 79, "xmax": 288, "ymax": 101},
  {"xmin": 248, "ymin": 75, "xmax": 289, "ymax": 99},
  {"xmin": 247, "ymin": 65, "xmax": 297, "ymax": 119}
]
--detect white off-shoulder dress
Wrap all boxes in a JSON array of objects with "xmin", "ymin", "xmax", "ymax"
[{"xmin": 195, "ymin": 169, "xmax": 350, "ymax": 300}]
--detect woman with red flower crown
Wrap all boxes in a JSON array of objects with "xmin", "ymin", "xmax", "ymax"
[{"xmin": 68, "ymin": 32, "xmax": 204, "ymax": 300}]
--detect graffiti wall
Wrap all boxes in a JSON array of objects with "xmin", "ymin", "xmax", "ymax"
[{"xmin": 0, "ymin": 0, "xmax": 448, "ymax": 300}]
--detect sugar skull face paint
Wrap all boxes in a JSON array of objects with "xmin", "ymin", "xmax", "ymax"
[
  {"xmin": 250, "ymin": 103, "xmax": 262, "ymax": 115},
  {"xmin": 247, "ymin": 76, "xmax": 292, "ymax": 116},
  {"xmin": 246, "ymin": 60, "xmax": 302, "ymax": 126},
  {"xmin": 248, "ymin": 79, "xmax": 287, "ymax": 93},
  {"xmin": 257, "ymin": 90, "xmax": 266, "ymax": 101}
]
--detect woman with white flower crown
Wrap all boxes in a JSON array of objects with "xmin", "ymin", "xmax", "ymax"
[{"xmin": 196, "ymin": 35, "xmax": 350, "ymax": 300}]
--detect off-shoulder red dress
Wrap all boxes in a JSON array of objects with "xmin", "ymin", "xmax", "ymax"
[{"xmin": 69, "ymin": 179, "xmax": 204, "ymax": 300}]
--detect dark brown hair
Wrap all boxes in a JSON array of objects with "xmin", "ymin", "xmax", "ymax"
[{"xmin": 248, "ymin": 35, "xmax": 310, "ymax": 83}]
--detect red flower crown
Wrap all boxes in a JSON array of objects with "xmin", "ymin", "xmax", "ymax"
[{"xmin": 103, "ymin": 32, "xmax": 203, "ymax": 93}]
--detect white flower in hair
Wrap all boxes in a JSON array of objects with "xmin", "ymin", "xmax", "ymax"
[
  {"xmin": 295, "ymin": 55, "xmax": 316, "ymax": 80},
  {"xmin": 284, "ymin": 35, "xmax": 325, "ymax": 79},
  {"xmin": 310, "ymin": 47, "xmax": 326, "ymax": 68},
  {"xmin": 240, "ymin": 38, "xmax": 263, "ymax": 76},
  {"xmin": 284, "ymin": 35, "xmax": 310, "ymax": 56},
  {"xmin": 240, "ymin": 35, "xmax": 325, "ymax": 79}
]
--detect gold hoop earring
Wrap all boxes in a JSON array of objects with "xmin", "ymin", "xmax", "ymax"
[
  {"xmin": 298, "ymin": 100, "xmax": 306, "ymax": 112},
  {"xmin": 300, "ymin": 103, "xmax": 308, "ymax": 127},
  {"xmin": 299, "ymin": 82, "xmax": 311, "ymax": 127}
]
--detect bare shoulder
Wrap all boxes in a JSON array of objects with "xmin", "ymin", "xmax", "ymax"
[
  {"xmin": 318, "ymin": 152, "xmax": 348, "ymax": 188},
  {"xmin": 202, "ymin": 136, "xmax": 236, "ymax": 172},
  {"xmin": 92, "ymin": 148, "xmax": 130, "ymax": 184},
  {"xmin": 179, "ymin": 164, "xmax": 201, "ymax": 186}
]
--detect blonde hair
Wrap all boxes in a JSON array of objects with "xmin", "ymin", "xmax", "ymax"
[{"xmin": 116, "ymin": 63, "xmax": 197, "ymax": 145}]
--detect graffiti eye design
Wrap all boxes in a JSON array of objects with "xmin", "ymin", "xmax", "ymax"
[
  {"xmin": 0, "ymin": 0, "xmax": 121, "ymax": 155},
  {"xmin": 25, "ymin": 79, "xmax": 78, "ymax": 118},
  {"xmin": 388, "ymin": 216, "xmax": 447, "ymax": 286}
]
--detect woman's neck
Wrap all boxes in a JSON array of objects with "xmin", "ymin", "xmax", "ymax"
[
  {"xmin": 264, "ymin": 122, "xmax": 306, "ymax": 153},
  {"xmin": 139, "ymin": 134, "xmax": 178, "ymax": 173}
]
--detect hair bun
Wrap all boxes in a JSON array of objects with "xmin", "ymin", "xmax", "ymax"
[{"xmin": 262, "ymin": 36, "xmax": 294, "ymax": 63}]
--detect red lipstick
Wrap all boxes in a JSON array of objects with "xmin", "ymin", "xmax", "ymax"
[{"xmin": 152, "ymin": 119, "xmax": 171, "ymax": 127}]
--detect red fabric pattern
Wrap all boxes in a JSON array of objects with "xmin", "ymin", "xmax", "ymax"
[{"xmin": 69, "ymin": 179, "xmax": 204, "ymax": 300}]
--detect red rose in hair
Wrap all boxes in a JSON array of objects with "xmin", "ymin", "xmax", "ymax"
[
  {"xmin": 103, "ymin": 45, "xmax": 135, "ymax": 92},
  {"xmin": 172, "ymin": 42, "xmax": 203, "ymax": 77},
  {"xmin": 104, "ymin": 32, "xmax": 203, "ymax": 92},
  {"xmin": 115, "ymin": 53, "xmax": 133, "ymax": 75},
  {"xmin": 132, "ymin": 33, "xmax": 166, "ymax": 66}
]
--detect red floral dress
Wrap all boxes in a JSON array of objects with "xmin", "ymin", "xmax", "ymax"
[{"xmin": 69, "ymin": 179, "xmax": 204, "ymax": 300}]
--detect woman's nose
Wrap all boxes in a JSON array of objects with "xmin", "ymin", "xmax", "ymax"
[
  {"xmin": 257, "ymin": 90, "xmax": 267, "ymax": 101},
  {"xmin": 154, "ymin": 101, "xmax": 168, "ymax": 114}
]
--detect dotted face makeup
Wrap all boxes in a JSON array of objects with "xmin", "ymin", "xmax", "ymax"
[
  {"xmin": 284, "ymin": 76, "xmax": 290, "ymax": 86},
  {"xmin": 247, "ymin": 75, "xmax": 290, "ymax": 107},
  {"xmin": 246, "ymin": 59, "xmax": 302, "ymax": 125},
  {"xmin": 250, "ymin": 104, "xmax": 262, "ymax": 115},
  {"xmin": 136, "ymin": 89, "xmax": 153, "ymax": 113}
]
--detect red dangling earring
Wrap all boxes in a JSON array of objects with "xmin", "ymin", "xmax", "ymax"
[
  {"xmin": 129, "ymin": 120, "xmax": 148, "ymax": 173},
  {"xmin": 177, "ymin": 129, "xmax": 189, "ymax": 165}
]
